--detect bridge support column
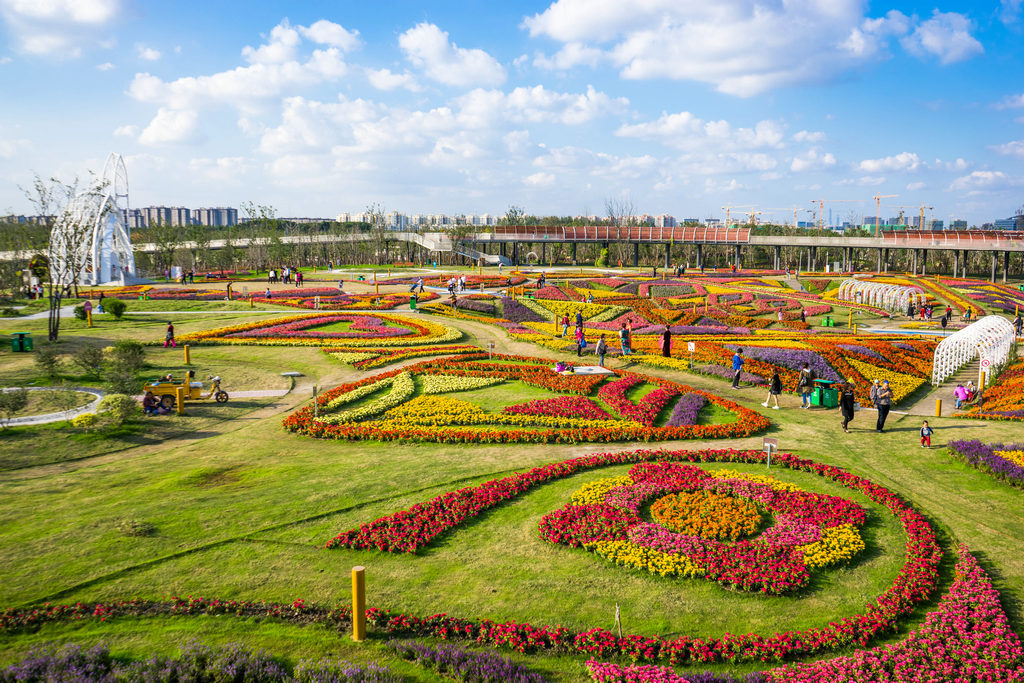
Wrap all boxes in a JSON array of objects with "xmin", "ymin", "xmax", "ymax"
[
  {"xmin": 811, "ymin": 246, "xmax": 817, "ymax": 272},
  {"xmin": 541, "ymin": 242, "xmax": 546, "ymax": 265},
  {"xmin": 773, "ymin": 246, "xmax": 781, "ymax": 270},
  {"xmin": 877, "ymin": 248, "xmax": 882, "ymax": 273},
  {"xmin": 921, "ymin": 249, "xmax": 927, "ymax": 275},
  {"xmin": 962, "ymin": 250, "xmax": 968, "ymax": 278},
  {"xmin": 1004, "ymin": 251, "xmax": 1010, "ymax": 283},
  {"xmin": 664, "ymin": 242, "xmax": 671, "ymax": 270},
  {"xmin": 733, "ymin": 245, "xmax": 741, "ymax": 269},
  {"xmin": 500, "ymin": 242, "xmax": 506, "ymax": 258},
  {"xmin": 911, "ymin": 249, "xmax": 918, "ymax": 275},
  {"xmin": 991, "ymin": 251, "xmax": 998, "ymax": 283},
  {"xmin": 696, "ymin": 244, "xmax": 704, "ymax": 269},
  {"xmin": 571, "ymin": 242, "xmax": 577, "ymax": 265},
  {"xmin": 513, "ymin": 242, "xmax": 519, "ymax": 267},
  {"xmin": 952, "ymin": 250, "xmax": 958, "ymax": 278},
  {"xmin": 633, "ymin": 242, "xmax": 640, "ymax": 268},
  {"xmin": 883, "ymin": 248, "xmax": 889, "ymax": 273}
]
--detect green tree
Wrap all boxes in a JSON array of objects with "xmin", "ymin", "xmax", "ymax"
[
  {"xmin": 0, "ymin": 388, "xmax": 29, "ymax": 429},
  {"xmin": 71, "ymin": 345, "xmax": 105, "ymax": 380}
]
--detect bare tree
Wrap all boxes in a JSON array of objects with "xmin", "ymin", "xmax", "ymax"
[
  {"xmin": 366, "ymin": 203, "xmax": 389, "ymax": 265},
  {"xmin": 605, "ymin": 196, "xmax": 636, "ymax": 265},
  {"xmin": 499, "ymin": 205, "xmax": 526, "ymax": 226},
  {"xmin": 24, "ymin": 173, "xmax": 110, "ymax": 341}
]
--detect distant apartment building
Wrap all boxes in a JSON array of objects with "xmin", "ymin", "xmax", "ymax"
[
  {"xmin": 994, "ymin": 216, "xmax": 1022, "ymax": 230},
  {"xmin": 1, "ymin": 214, "xmax": 49, "ymax": 224},
  {"xmin": 126, "ymin": 206, "xmax": 237, "ymax": 229},
  {"xmin": 950, "ymin": 219, "xmax": 968, "ymax": 230},
  {"xmin": 654, "ymin": 214, "xmax": 677, "ymax": 228}
]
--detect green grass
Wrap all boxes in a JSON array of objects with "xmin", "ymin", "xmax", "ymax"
[
  {"xmin": 2, "ymin": 309, "xmax": 1024, "ymax": 681},
  {"xmin": 6, "ymin": 389, "xmax": 94, "ymax": 417}
]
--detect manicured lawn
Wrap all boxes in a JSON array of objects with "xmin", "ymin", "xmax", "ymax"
[{"xmin": 1, "ymin": 303, "xmax": 1024, "ymax": 681}]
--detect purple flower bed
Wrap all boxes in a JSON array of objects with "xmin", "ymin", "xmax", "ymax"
[
  {"xmin": 947, "ymin": 440, "xmax": 1024, "ymax": 488},
  {"xmin": 455, "ymin": 298, "xmax": 497, "ymax": 315},
  {"xmin": 838, "ymin": 344, "xmax": 885, "ymax": 361},
  {"xmin": 695, "ymin": 364, "xmax": 765, "ymax": 385},
  {"xmin": 669, "ymin": 325, "xmax": 752, "ymax": 335},
  {"xmin": 666, "ymin": 393, "xmax": 707, "ymax": 426},
  {"xmin": 727, "ymin": 347, "xmax": 839, "ymax": 382},
  {"xmin": 696, "ymin": 317, "xmax": 728, "ymax": 327},
  {"xmin": 1, "ymin": 641, "xmax": 399, "ymax": 683},
  {"xmin": 387, "ymin": 640, "xmax": 546, "ymax": 683},
  {"xmin": 501, "ymin": 297, "xmax": 547, "ymax": 323}
]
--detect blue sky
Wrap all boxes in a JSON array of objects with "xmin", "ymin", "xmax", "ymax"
[{"xmin": 1, "ymin": 0, "xmax": 1022, "ymax": 225}]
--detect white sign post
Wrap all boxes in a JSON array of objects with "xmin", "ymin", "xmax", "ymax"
[
  {"xmin": 687, "ymin": 341, "xmax": 695, "ymax": 368},
  {"xmin": 763, "ymin": 437, "xmax": 778, "ymax": 468}
]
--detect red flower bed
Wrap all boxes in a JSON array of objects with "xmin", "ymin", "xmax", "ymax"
[{"xmin": 503, "ymin": 396, "xmax": 612, "ymax": 420}]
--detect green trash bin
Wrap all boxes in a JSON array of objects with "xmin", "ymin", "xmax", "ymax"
[
  {"xmin": 811, "ymin": 379, "xmax": 839, "ymax": 408},
  {"xmin": 410, "ymin": 297, "xmax": 417, "ymax": 311},
  {"xmin": 10, "ymin": 332, "xmax": 31, "ymax": 352},
  {"xmin": 10, "ymin": 336, "xmax": 21, "ymax": 352},
  {"xmin": 21, "ymin": 335, "xmax": 33, "ymax": 351}
]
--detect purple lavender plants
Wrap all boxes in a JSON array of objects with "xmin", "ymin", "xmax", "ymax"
[
  {"xmin": 947, "ymin": 440, "xmax": 1024, "ymax": 488},
  {"xmin": 500, "ymin": 297, "xmax": 547, "ymax": 323},
  {"xmin": 666, "ymin": 393, "xmax": 707, "ymax": 426},
  {"xmin": 387, "ymin": 640, "xmax": 547, "ymax": 683}
]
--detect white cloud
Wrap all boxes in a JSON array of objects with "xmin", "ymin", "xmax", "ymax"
[
  {"xmin": 0, "ymin": 56, "xmax": 11, "ymax": 64},
  {"xmin": 456, "ymin": 85, "xmax": 628, "ymax": 126},
  {"xmin": 138, "ymin": 107, "xmax": 200, "ymax": 145},
  {"xmin": 136, "ymin": 43, "xmax": 160, "ymax": 61},
  {"xmin": 522, "ymin": 0, "xmax": 920, "ymax": 96},
  {"xmin": 704, "ymin": 178, "xmax": 748, "ymax": 194},
  {"xmin": 399, "ymin": 22, "xmax": 505, "ymax": 87},
  {"xmin": 0, "ymin": 0, "xmax": 119, "ymax": 57},
  {"xmin": 996, "ymin": 93, "xmax": 1024, "ymax": 110},
  {"xmin": 1000, "ymin": 0, "xmax": 1022, "ymax": 25},
  {"xmin": 297, "ymin": 19, "xmax": 361, "ymax": 50},
  {"xmin": 931, "ymin": 157, "xmax": 970, "ymax": 171},
  {"xmin": 837, "ymin": 175, "xmax": 886, "ymax": 186},
  {"xmin": 364, "ymin": 67, "xmax": 421, "ymax": 92},
  {"xmin": 793, "ymin": 130, "xmax": 827, "ymax": 143},
  {"xmin": 858, "ymin": 152, "xmax": 921, "ymax": 173},
  {"xmin": 616, "ymin": 112, "xmax": 784, "ymax": 151},
  {"xmin": 0, "ymin": 138, "xmax": 31, "ymax": 158},
  {"xmin": 901, "ymin": 11, "xmax": 983, "ymax": 65},
  {"xmin": 112, "ymin": 124, "xmax": 137, "ymax": 137},
  {"xmin": 906, "ymin": 181, "xmax": 926, "ymax": 191},
  {"xmin": 791, "ymin": 149, "xmax": 837, "ymax": 172},
  {"xmin": 187, "ymin": 156, "xmax": 251, "ymax": 183},
  {"xmin": 524, "ymin": 171, "xmax": 555, "ymax": 186},
  {"xmin": 948, "ymin": 171, "xmax": 1020, "ymax": 193},
  {"xmin": 990, "ymin": 140, "xmax": 1024, "ymax": 158},
  {"xmin": 95, "ymin": 60, "xmax": 113, "ymax": 70},
  {"xmin": 533, "ymin": 42, "xmax": 602, "ymax": 70}
]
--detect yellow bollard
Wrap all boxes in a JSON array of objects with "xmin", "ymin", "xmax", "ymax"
[
  {"xmin": 853, "ymin": 323, "xmax": 858, "ymax": 334},
  {"xmin": 980, "ymin": 370, "xmax": 987, "ymax": 388},
  {"xmin": 373, "ymin": 271, "xmax": 376, "ymax": 282},
  {"xmin": 388, "ymin": 268, "xmax": 391, "ymax": 276},
  {"xmin": 249, "ymin": 295, "xmax": 254, "ymax": 308},
  {"xmin": 86, "ymin": 309, "xmax": 93, "ymax": 328},
  {"xmin": 375, "ymin": 282, "xmax": 379, "ymax": 295},
  {"xmin": 227, "ymin": 284, "xmax": 232, "ymax": 301},
  {"xmin": 183, "ymin": 345, "xmax": 191, "ymax": 365},
  {"xmin": 175, "ymin": 386, "xmax": 185, "ymax": 415},
  {"xmin": 935, "ymin": 398, "xmax": 942, "ymax": 417},
  {"xmin": 352, "ymin": 566, "xmax": 366, "ymax": 642}
]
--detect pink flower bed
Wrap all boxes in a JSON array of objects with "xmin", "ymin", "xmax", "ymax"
[
  {"xmin": 229, "ymin": 315, "xmax": 411, "ymax": 339},
  {"xmin": 598, "ymin": 377, "xmax": 680, "ymax": 426},
  {"xmin": 503, "ymin": 396, "xmax": 612, "ymax": 420}
]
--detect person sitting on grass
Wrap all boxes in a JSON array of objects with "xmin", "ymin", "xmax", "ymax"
[{"xmin": 142, "ymin": 392, "xmax": 159, "ymax": 416}]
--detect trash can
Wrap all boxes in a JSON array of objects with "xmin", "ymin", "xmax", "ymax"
[
  {"xmin": 21, "ymin": 335, "xmax": 33, "ymax": 351},
  {"xmin": 9, "ymin": 332, "xmax": 32, "ymax": 352},
  {"xmin": 811, "ymin": 379, "xmax": 838, "ymax": 408},
  {"xmin": 409, "ymin": 296, "xmax": 417, "ymax": 311},
  {"xmin": 10, "ymin": 336, "xmax": 21, "ymax": 352}
]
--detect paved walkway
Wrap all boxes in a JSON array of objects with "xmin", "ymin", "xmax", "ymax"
[{"xmin": 2, "ymin": 386, "xmax": 105, "ymax": 426}]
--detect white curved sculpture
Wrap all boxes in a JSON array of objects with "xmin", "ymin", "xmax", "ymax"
[
  {"xmin": 51, "ymin": 153, "xmax": 136, "ymax": 286},
  {"xmin": 837, "ymin": 279, "xmax": 925, "ymax": 313},
  {"xmin": 931, "ymin": 315, "xmax": 1016, "ymax": 386}
]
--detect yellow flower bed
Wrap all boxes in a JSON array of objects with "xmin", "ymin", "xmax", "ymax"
[
  {"xmin": 326, "ymin": 351, "xmax": 377, "ymax": 364},
  {"xmin": 650, "ymin": 491, "xmax": 761, "ymax": 541},
  {"xmin": 995, "ymin": 450, "xmax": 1024, "ymax": 467},
  {"xmin": 583, "ymin": 539, "xmax": 705, "ymax": 578},
  {"xmin": 846, "ymin": 358, "xmax": 925, "ymax": 402},
  {"xmin": 571, "ymin": 476, "xmax": 634, "ymax": 506},
  {"xmin": 706, "ymin": 470, "xmax": 801, "ymax": 492},
  {"xmin": 420, "ymin": 374, "xmax": 504, "ymax": 394},
  {"xmin": 630, "ymin": 355, "xmax": 690, "ymax": 371},
  {"xmin": 798, "ymin": 524, "xmax": 865, "ymax": 568},
  {"xmin": 319, "ymin": 372, "xmax": 415, "ymax": 424},
  {"xmin": 535, "ymin": 300, "xmax": 610, "ymax": 320}
]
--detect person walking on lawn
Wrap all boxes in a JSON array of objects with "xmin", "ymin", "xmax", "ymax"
[
  {"xmin": 798, "ymin": 362, "xmax": 815, "ymax": 408},
  {"xmin": 661, "ymin": 326, "xmax": 672, "ymax": 358},
  {"xmin": 875, "ymin": 380, "xmax": 893, "ymax": 432},
  {"xmin": 596, "ymin": 334, "xmax": 607, "ymax": 367},
  {"xmin": 163, "ymin": 322, "xmax": 176, "ymax": 348},
  {"xmin": 731, "ymin": 348, "xmax": 744, "ymax": 389},
  {"xmin": 920, "ymin": 420, "xmax": 934, "ymax": 448},
  {"xmin": 839, "ymin": 381, "xmax": 856, "ymax": 433},
  {"xmin": 762, "ymin": 370, "xmax": 782, "ymax": 410}
]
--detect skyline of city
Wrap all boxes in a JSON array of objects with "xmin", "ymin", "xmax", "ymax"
[{"xmin": 1, "ymin": 2, "xmax": 1023, "ymax": 224}]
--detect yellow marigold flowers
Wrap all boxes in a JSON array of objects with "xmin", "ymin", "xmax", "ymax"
[
  {"xmin": 319, "ymin": 372, "xmax": 415, "ymax": 424},
  {"xmin": 994, "ymin": 450, "xmax": 1024, "ymax": 467},
  {"xmin": 571, "ymin": 476, "xmax": 634, "ymax": 506},
  {"xmin": 420, "ymin": 374, "xmax": 504, "ymax": 394},
  {"xmin": 650, "ymin": 491, "xmax": 761, "ymax": 541},
  {"xmin": 707, "ymin": 470, "xmax": 801, "ymax": 492},
  {"xmin": 799, "ymin": 524, "xmax": 865, "ymax": 568},
  {"xmin": 584, "ymin": 540, "xmax": 705, "ymax": 578}
]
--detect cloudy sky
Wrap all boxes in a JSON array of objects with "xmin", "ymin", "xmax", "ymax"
[{"xmin": 1, "ymin": 0, "xmax": 1022, "ymax": 225}]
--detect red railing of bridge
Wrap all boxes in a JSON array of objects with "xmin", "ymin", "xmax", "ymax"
[
  {"xmin": 490, "ymin": 225, "xmax": 750, "ymax": 243},
  {"xmin": 881, "ymin": 230, "xmax": 1024, "ymax": 247}
]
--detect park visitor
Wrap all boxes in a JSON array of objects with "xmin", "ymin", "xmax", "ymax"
[
  {"xmin": 163, "ymin": 322, "xmax": 176, "ymax": 348},
  {"xmin": 596, "ymin": 335, "xmax": 607, "ymax": 367},
  {"xmin": 798, "ymin": 362, "xmax": 815, "ymax": 408},
  {"xmin": 575, "ymin": 325, "xmax": 586, "ymax": 357},
  {"xmin": 661, "ymin": 327, "xmax": 672, "ymax": 358},
  {"xmin": 954, "ymin": 384, "xmax": 968, "ymax": 409},
  {"xmin": 761, "ymin": 370, "xmax": 782, "ymax": 410},
  {"xmin": 561, "ymin": 315, "xmax": 570, "ymax": 337},
  {"xmin": 920, "ymin": 421, "xmax": 934, "ymax": 448},
  {"xmin": 839, "ymin": 381, "xmax": 856, "ymax": 433},
  {"xmin": 875, "ymin": 380, "xmax": 893, "ymax": 432},
  {"xmin": 731, "ymin": 348, "xmax": 744, "ymax": 389}
]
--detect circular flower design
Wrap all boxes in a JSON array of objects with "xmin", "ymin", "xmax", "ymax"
[{"xmin": 538, "ymin": 463, "xmax": 866, "ymax": 595}]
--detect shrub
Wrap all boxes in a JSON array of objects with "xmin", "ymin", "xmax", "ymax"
[
  {"xmin": 72, "ymin": 304, "xmax": 87, "ymax": 321},
  {"xmin": 0, "ymin": 388, "xmax": 30, "ymax": 428},
  {"xmin": 596, "ymin": 248, "xmax": 609, "ymax": 267},
  {"xmin": 105, "ymin": 298, "xmax": 127, "ymax": 319},
  {"xmin": 98, "ymin": 394, "xmax": 138, "ymax": 427},
  {"xmin": 71, "ymin": 412, "xmax": 99, "ymax": 430},
  {"xmin": 115, "ymin": 519, "xmax": 156, "ymax": 537},
  {"xmin": 33, "ymin": 344, "xmax": 62, "ymax": 380},
  {"xmin": 110, "ymin": 340, "xmax": 145, "ymax": 373},
  {"xmin": 71, "ymin": 345, "xmax": 105, "ymax": 380}
]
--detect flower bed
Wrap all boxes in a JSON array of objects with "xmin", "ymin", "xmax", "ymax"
[
  {"xmin": 947, "ymin": 439, "xmax": 1024, "ymax": 488},
  {"xmin": 321, "ymin": 447, "xmax": 940, "ymax": 664},
  {"xmin": 960, "ymin": 355, "xmax": 1024, "ymax": 420},
  {"xmin": 285, "ymin": 354, "xmax": 767, "ymax": 444},
  {"xmin": 176, "ymin": 313, "xmax": 461, "ymax": 347},
  {"xmin": 322, "ymin": 345, "xmax": 480, "ymax": 369}
]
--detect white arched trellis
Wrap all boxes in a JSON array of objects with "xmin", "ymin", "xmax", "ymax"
[
  {"xmin": 837, "ymin": 279, "xmax": 926, "ymax": 313},
  {"xmin": 931, "ymin": 315, "xmax": 1016, "ymax": 385}
]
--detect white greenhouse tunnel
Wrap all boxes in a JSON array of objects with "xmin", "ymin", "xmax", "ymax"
[
  {"xmin": 931, "ymin": 316, "xmax": 1017, "ymax": 386},
  {"xmin": 837, "ymin": 279, "xmax": 926, "ymax": 314}
]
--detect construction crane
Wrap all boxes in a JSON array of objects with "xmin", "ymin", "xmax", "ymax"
[
  {"xmin": 872, "ymin": 194, "xmax": 898, "ymax": 237},
  {"xmin": 763, "ymin": 207, "xmax": 805, "ymax": 227},
  {"xmin": 919, "ymin": 204, "xmax": 934, "ymax": 230},
  {"xmin": 733, "ymin": 209, "xmax": 762, "ymax": 225},
  {"xmin": 812, "ymin": 198, "xmax": 862, "ymax": 230},
  {"xmin": 722, "ymin": 204, "xmax": 756, "ymax": 228}
]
